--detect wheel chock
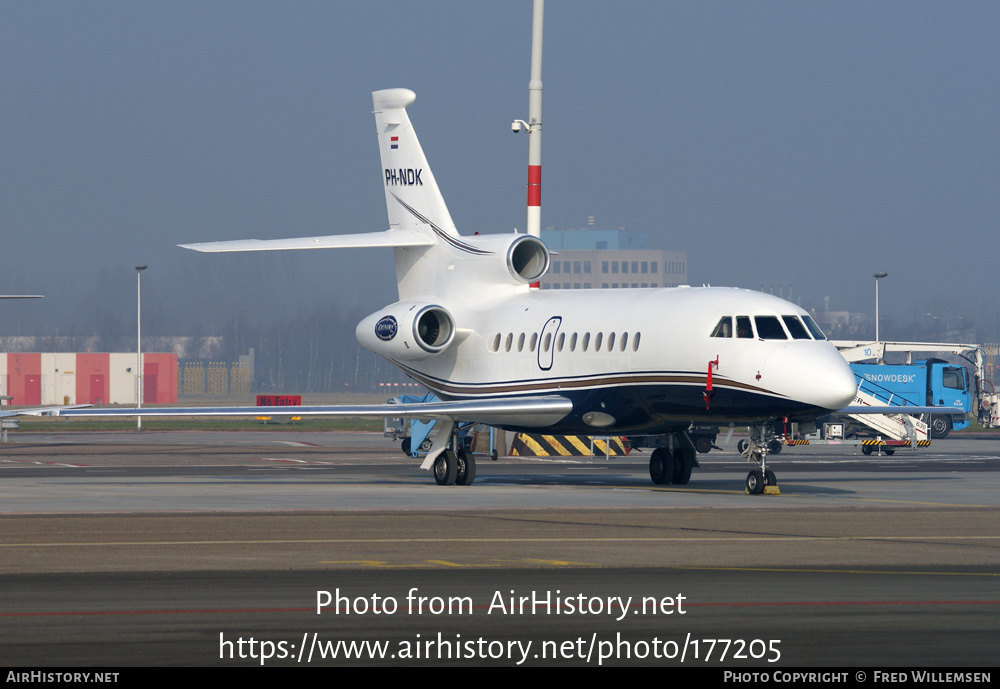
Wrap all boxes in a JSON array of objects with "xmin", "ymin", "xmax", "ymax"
[{"xmin": 763, "ymin": 485, "xmax": 781, "ymax": 495}]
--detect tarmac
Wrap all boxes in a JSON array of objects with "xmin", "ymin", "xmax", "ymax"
[{"xmin": 1, "ymin": 431, "xmax": 997, "ymax": 666}]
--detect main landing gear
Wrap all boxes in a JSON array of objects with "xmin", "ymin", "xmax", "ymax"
[
  {"xmin": 741, "ymin": 422, "xmax": 781, "ymax": 495},
  {"xmin": 433, "ymin": 447, "xmax": 477, "ymax": 485},
  {"xmin": 648, "ymin": 432, "xmax": 698, "ymax": 486}
]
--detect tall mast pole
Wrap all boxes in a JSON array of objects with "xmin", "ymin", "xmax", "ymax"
[{"xmin": 526, "ymin": 0, "xmax": 544, "ymax": 286}]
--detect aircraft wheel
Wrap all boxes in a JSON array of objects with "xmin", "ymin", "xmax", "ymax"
[
  {"xmin": 490, "ymin": 449, "xmax": 499, "ymax": 461},
  {"xmin": 861, "ymin": 445, "xmax": 873, "ymax": 456},
  {"xmin": 434, "ymin": 449, "xmax": 458, "ymax": 486},
  {"xmin": 737, "ymin": 439, "xmax": 749, "ymax": 453},
  {"xmin": 764, "ymin": 468, "xmax": 777, "ymax": 486},
  {"xmin": 401, "ymin": 437, "xmax": 411, "ymax": 456},
  {"xmin": 767, "ymin": 439, "xmax": 782, "ymax": 454},
  {"xmin": 883, "ymin": 448, "xmax": 895, "ymax": 456},
  {"xmin": 649, "ymin": 448, "xmax": 674, "ymax": 485},
  {"xmin": 746, "ymin": 470, "xmax": 765, "ymax": 495},
  {"xmin": 455, "ymin": 449, "xmax": 476, "ymax": 485},
  {"xmin": 672, "ymin": 448, "xmax": 692, "ymax": 485},
  {"xmin": 419, "ymin": 439, "xmax": 433, "ymax": 452}
]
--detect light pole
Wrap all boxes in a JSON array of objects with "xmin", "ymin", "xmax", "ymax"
[
  {"xmin": 136, "ymin": 264, "xmax": 147, "ymax": 430},
  {"xmin": 874, "ymin": 272, "xmax": 887, "ymax": 342}
]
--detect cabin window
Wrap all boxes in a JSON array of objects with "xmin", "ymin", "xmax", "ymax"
[
  {"xmin": 607, "ymin": 332, "xmax": 616, "ymax": 351},
  {"xmin": 632, "ymin": 332, "xmax": 641, "ymax": 351},
  {"xmin": 736, "ymin": 316, "xmax": 754, "ymax": 339},
  {"xmin": 582, "ymin": 332, "xmax": 591, "ymax": 351},
  {"xmin": 504, "ymin": 333, "xmax": 513, "ymax": 352},
  {"xmin": 543, "ymin": 333, "xmax": 552, "ymax": 352},
  {"xmin": 529, "ymin": 333, "xmax": 538, "ymax": 352},
  {"xmin": 569, "ymin": 333, "xmax": 577, "ymax": 351},
  {"xmin": 801, "ymin": 315, "xmax": 827, "ymax": 340},
  {"xmin": 754, "ymin": 316, "xmax": 787, "ymax": 340},
  {"xmin": 620, "ymin": 332, "xmax": 629, "ymax": 351},
  {"xmin": 711, "ymin": 317, "xmax": 732, "ymax": 338},
  {"xmin": 491, "ymin": 333, "xmax": 500, "ymax": 352},
  {"xmin": 782, "ymin": 316, "xmax": 811, "ymax": 340},
  {"xmin": 594, "ymin": 332, "xmax": 604, "ymax": 350},
  {"xmin": 517, "ymin": 333, "xmax": 525, "ymax": 352},
  {"xmin": 556, "ymin": 332, "xmax": 565, "ymax": 351}
]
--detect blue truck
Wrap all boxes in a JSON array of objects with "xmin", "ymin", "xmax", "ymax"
[{"xmin": 850, "ymin": 359, "xmax": 971, "ymax": 438}]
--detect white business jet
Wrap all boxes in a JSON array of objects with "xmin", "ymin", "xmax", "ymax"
[{"xmin": 61, "ymin": 89, "xmax": 867, "ymax": 494}]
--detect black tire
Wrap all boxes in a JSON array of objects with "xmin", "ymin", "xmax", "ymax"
[
  {"xmin": 930, "ymin": 416, "xmax": 950, "ymax": 439},
  {"xmin": 883, "ymin": 448, "xmax": 895, "ymax": 456},
  {"xmin": 455, "ymin": 449, "xmax": 476, "ymax": 485},
  {"xmin": 419, "ymin": 439, "xmax": 433, "ymax": 452},
  {"xmin": 767, "ymin": 439, "xmax": 782, "ymax": 454},
  {"xmin": 434, "ymin": 449, "xmax": 458, "ymax": 485},
  {"xmin": 649, "ymin": 448, "xmax": 674, "ymax": 485},
  {"xmin": 862, "ymin": 445, "xmax": 873, "ymax": 456},
  {"xmin": 401, "ymin": 437, "xmax": 411, "ymax": 456},
  {"xmin": 746, "ymin": 470, "xmax": 765, "ymax": 495},
  {"xmin": 672, "ymin": 448, "xmax": 692, "ymax": 485},
  {"xmin": 737, "ymin": 439, "xmax": 749, "ymax": 453},
  {"xmin": 695, "ymin": 437, "xmax": 712, "ymax": 454},
  {"xmin": 764, "ymin": 468, "xmax": 777, "ymax": 486},
  {"xmin": 490, "ymin": 449, "xmax": 499, "ymax": 462}
]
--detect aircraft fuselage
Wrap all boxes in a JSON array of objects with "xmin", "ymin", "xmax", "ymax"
[{"xmin": 365, "ymin": 285, "xmax": 858, "ymax": 435}]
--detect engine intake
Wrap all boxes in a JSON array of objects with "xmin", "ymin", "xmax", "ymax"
[
  {"xmin": 357, "ymin": 302, "xmax": 456, "ymax": 361},
  {"xmin": 506, "ymin": 235, "xmax": 550, "ymax": 284}
]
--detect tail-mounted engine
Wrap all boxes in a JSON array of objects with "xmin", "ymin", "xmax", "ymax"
[
  {"xmin": 356, "ymin": 302, "xmax": 456, "ymax": 361},
  {"xmin": 504, "ymin": 234, "xmax": 549, "ymax": 284}
]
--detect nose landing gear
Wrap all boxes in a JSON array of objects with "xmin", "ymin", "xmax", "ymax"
[{"xmin": 741, "ymin": 422, "xmax": 781, "ymax": 495}]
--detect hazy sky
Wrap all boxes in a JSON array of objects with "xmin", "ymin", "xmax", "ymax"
[{"xmin": 2, "ymin": 2, "xmax": 998, "ymax": 337}]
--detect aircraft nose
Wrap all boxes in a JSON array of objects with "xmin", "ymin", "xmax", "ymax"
[{"xmin": 764, "ymin": 343, "xmax": 858, "ymax": 411}]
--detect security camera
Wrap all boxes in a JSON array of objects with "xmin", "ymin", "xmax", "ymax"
[{"xmin": 511, "ymin": 121, "xmax": 522, "ymax": 133}]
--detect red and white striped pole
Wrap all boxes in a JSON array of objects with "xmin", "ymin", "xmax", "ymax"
[{"xmin": 526, "ymin": 0, "xmax": 543, "ymax": 287}]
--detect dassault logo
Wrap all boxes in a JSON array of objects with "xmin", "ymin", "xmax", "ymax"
[
  {"xmin": 375, "ymin": 315, "xmax": 398, "ymax": 341},
  {"xmin": 385, "ymin": 168, "xmax": 423, "ymax": 186}
]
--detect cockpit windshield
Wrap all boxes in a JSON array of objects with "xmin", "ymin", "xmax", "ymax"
[
  {"xmin": 801, "ymin": 315, "xmax": 827, "ymax": 340},
  {"xmin": 782, "ymin": 315, "xmax": 811, "ymax": 340},
  {"xmin": 709, "ymin": 313, "xmax": 827, "ymax": 341}
]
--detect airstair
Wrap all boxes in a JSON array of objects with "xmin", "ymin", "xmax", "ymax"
[{"xmin": 847, "ymin": 373, "xmax": 929, "ymax": 444}]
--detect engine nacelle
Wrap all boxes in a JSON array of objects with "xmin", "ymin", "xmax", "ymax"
[
  {"xmin": 356, "ymin": 302, "xmax": 456, "ymax": 361},
  {"xmin": 504, "ymin": 234, "xmax": 550, "ymax": 284}
]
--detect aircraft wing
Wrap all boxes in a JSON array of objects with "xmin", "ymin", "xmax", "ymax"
[
  {"xmin": 838, "ymin": 405, "xmax": 964, "ymax": 415},
  {"xmin": 0, "ymin": 404, "xmax": 91, "ymax": 418},
  {"xmin": 180, "ymin": 229, "xmax": 434, "ymax": 253},
  {"xmin": 55, "ymin": 395, "xmax": 573, "ymax": 429}
]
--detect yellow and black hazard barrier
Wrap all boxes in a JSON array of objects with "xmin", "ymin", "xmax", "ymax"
[
  {"xmin": 509, "ymin": 433, "xmax": 629, "ymax": 457},
  {"xmin": 860, "ymin": 439, "xmax": 931, "ymax": 448},
  {"xmin": 786, "ymin": 439, "xmax": 810, "ymax": 445}
]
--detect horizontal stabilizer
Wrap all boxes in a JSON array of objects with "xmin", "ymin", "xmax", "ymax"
[
  {"xmin": 180, "ymin": 229, "xmax": 434, "ymax": 253},
  {"xmin": 57, "ymin": 396, "xmax": 573, "ymax": 429}
]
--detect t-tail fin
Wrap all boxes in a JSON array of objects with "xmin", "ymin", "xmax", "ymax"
[{"xmin": 373, "ymin": 89, "xmax": 458, "ymax": 241}]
